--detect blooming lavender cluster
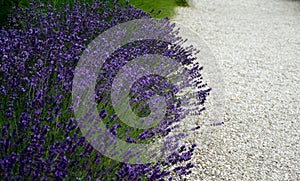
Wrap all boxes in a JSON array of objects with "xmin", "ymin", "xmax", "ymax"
[
  {"xmin": 96, "ymin": 39, "xmax": 189, "ymax": 143},
  {"xmin": 0, "ymin": 0, "xmax": 210, "ymax": 180}
]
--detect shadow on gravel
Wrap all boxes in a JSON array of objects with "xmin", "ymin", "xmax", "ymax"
[{"xmin": 282, "ymin": 0, "xmax": 300, "ymax": 11}]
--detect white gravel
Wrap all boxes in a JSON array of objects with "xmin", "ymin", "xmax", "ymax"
[{"xmin": 170, "ymin": 0, "xmax": 300, "ymax": 180}]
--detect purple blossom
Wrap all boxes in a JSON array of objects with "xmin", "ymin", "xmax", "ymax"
[{"xmin": 0, "ymin": 0, "xmax": 210, "ymax": 180}]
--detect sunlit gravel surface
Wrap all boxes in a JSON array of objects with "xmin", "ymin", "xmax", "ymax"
[{"xmin": 171, "ymin": 0, "xmax": 300, "ymax": 180}]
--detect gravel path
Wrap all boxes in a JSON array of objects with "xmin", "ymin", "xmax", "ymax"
[{"xmin": 171, "ymin": 0, "xmax": 300, "ymax": 180}]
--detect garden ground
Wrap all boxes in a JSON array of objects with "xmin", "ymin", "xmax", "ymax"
[{"xmin": 171, "ymin": 0, "xmax": 300, "ymax": 180}]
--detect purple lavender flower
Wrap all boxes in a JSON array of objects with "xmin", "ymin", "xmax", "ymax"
[{"xmin": 0, "ymin": 0, "xmax": 210, "ymax": 180}]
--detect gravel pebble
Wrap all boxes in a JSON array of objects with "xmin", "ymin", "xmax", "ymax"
[{"xmin": 171, "ymin": 0, "xmax": 300, "ymax": 180}]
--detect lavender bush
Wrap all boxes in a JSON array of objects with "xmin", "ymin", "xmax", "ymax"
[{"xmin": 0, "ymin": 0, "xmax": 210, "ymax": 180}]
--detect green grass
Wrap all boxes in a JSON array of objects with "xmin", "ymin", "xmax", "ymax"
[{"xmin": 119, "ymin": 0, "xmax": 189, "ymax": 19}]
